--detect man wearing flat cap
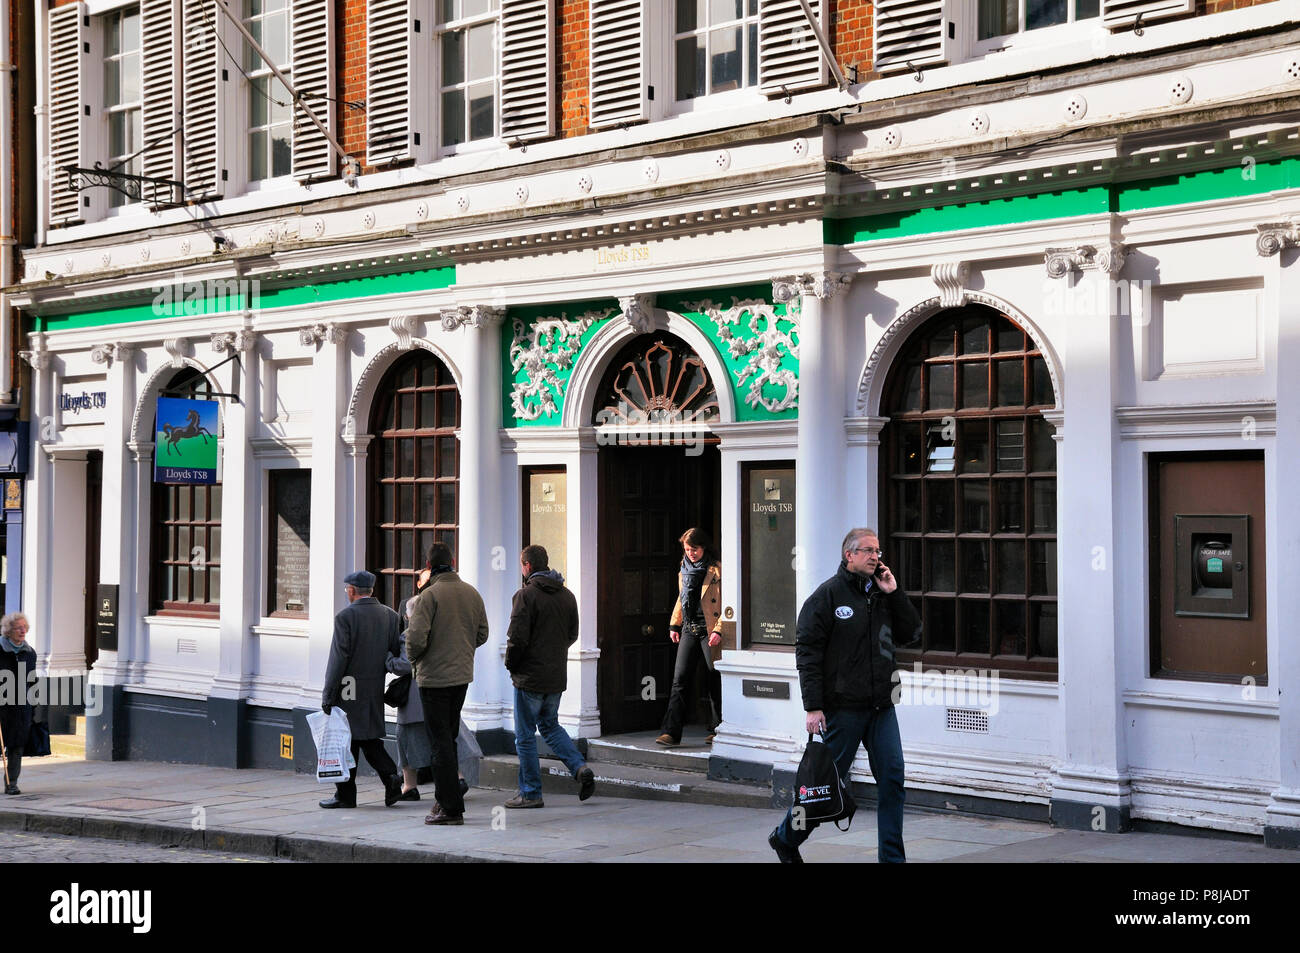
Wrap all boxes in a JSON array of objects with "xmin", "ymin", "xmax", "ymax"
[{"xmin": 320, "ymin": 569, "xmax": 403, "ymax": 809}]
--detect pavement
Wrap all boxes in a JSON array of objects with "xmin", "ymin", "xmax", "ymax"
[{"xmin": 3, "ymin": 753, "xmax": 1299, "ymax": 863}]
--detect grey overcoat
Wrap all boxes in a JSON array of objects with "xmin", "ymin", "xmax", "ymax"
[{"xmin": 322, "ymin": 596, "xmax": 401, "ymax": 741}]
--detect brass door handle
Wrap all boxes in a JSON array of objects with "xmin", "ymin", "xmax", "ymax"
[{"xmin": 641, "ymin": 624, "xmax": 654, "ymax": 636}]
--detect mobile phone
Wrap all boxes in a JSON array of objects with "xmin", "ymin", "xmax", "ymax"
[{"xmin": 873, "ymin": 563, "xmax": 886, "ymax": 580}]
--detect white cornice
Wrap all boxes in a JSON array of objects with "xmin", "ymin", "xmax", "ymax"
[{"xmin": 1115, "ymin": 400, "xmax": 1277, "ymax": 439}]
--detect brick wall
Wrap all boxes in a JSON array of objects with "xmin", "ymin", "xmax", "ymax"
[
  {"xmin": 338, "ymin": 0, "xmax": 368, "ymax": 168},
  {"xmin": 832, "ymin": 0, "xmax": 875, "ymax": 83},
  {"xmin": 558, "ymin": 0, "xmax": 589, "ymax": 138}
]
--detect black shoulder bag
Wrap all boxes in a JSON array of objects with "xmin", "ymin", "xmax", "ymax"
[{"xmin": 792, "ymin": 732, "xmax": 857, "ymax": 831}]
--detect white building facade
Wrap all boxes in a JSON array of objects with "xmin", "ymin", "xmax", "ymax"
[{"xmin": 11, "ymin": 0, "xmax": 1300, "ymax": 845}]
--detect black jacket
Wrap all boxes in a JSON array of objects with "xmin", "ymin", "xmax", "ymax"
[
  {"xmin": 505, "ymin": 571, "xmax": 580, "ymax": 694},
  {"xmin": 795, "ymin": 562, "xmax": 922, "ymax": 712},
  {"xmin": 0, "ymin": 639, "xmax": 37, "ymax": 750}
]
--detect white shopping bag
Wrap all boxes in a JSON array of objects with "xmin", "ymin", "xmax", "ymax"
[{"xmin": 306, "ymin": 708, "xmax": 356, "ymax": 784}]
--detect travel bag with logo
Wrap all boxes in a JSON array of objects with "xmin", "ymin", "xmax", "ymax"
[{"xmin": 792, "ymin": 732, "xmax": 857, "ymax": 831}]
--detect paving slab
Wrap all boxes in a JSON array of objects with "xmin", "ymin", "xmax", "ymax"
[{"xmin": 5, "ymin": 756, "xmax": 1299, "ymax": 864}]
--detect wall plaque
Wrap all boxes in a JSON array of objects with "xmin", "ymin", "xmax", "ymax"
[
  {"xmin": 745, "ymin": 465, "xmax": 796, "ymax": 646},
  {"xmin": 96, "ymin": 584, "xmax": 119, "ymax": 652},
  {"xmin": 742, "ymin": 679, "xmax": 791, "ymax": 700},
  {"xmin": 269, "ymin": 470, "xmax": 311, "ymax": 616},
  {"xmin": 525, "ymin": 469, "xmax": 567, "ymax": 580}
]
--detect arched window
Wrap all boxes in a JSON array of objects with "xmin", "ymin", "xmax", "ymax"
[
  {"xmin": 368, "ymin": 350, "xmax": 461, "ymax": 611},
  {"xmin": 150, "ymin": 368, "xmax": 221, "ymax": 616},
  {"xmin": 881, "ymin": 305, "xmax": 1058, "ymax": 678}
]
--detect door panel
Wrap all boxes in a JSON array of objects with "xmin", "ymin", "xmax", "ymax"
[
  {"xmin": 598, "ymin": 445, "xmax": 719, "ymax": 733},
  {"xmin": 1150, "ymin": 453, "xmax": 1266, "ymax": 682}
]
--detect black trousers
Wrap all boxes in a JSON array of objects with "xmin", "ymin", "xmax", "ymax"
[
  {"xmin": 420, "ymin": 684, "xmax": 468, "ymax": 816},
  {"xmin": 334, "ymin": 738, "xmax": 397, "ymax": 804},
  {"xmin": 2, "ymin": 745, "xmax": 20, "ymax": 788},
  {"xmin": 660, "ymin": 623, "xmax": 722, "ymax": 742}
]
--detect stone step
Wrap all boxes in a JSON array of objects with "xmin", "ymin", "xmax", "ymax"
[
  {"xmin": 71, "ymin": 715, "xmax": 86, "ymax": 738},
  {"xmin": 477, "ymin": 755, "xmax": 773, "ymax": 810},
  {"xmin": 50, "ymin": 734, "xmax": 86, "ymax": 758},
  {"xmin": 584, "ymin": 737, "xmax": 711, "ymax": 774}
]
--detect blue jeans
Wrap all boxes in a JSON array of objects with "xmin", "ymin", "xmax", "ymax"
[
  {"xmin": 774, "ymin": 706, "xmax": 906, "ymax": 863},
  {"xmin": 514, "ymin": 688, "xmax": 586, "ymax": 799}
]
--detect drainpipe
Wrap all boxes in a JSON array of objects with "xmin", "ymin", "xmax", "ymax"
[{"xmin": 0, "ymin": 0, "xmax": 16, "ymax": 407}]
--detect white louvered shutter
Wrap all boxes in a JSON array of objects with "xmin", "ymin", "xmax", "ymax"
[
  {"xmin": 758, "ymin": 0, "xmax": 827, "ymax": 96},
  {"xmin": 500, "ymin": 0, "xmax": 553, "ymax": 142},
  {"xmin": 367, "ymin": 0, "xmax": 432, "ymax": 165},
  {"xmin": 291, "ymin": 0, "xmax": 337, "ymax": 179},
  {"xmin": 1101, "ymin": 0, "xmax": 1194, "ymax": 29},
  {"xmin": 182, "ymin": 0, "xmax": 222, "ymax": 198},
  {"xmin": 873, "ymin": 0, "xmax": 951, "ymax": 74},
  {"xmin": 48, "ymin": 3, "xmax": 88, "ymax": 226},
  {"xmin": 141, "ymin": 0, "xmax": 181, "ymax": 194},
  {"xmin": 589, "ymin": 0, "xmax": 647, "ymax": 129}
]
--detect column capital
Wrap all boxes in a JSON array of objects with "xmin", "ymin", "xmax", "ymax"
[
  {"xmin": 18, "ymin": 332, "xmax": 50, "ymax": 370},
  {"xmin": 771, "ymin": 272, "xmax": 850, "ymax": 304},
  {"xmin": 440, "ymin": 305, "xmax": 506, "ymax": 332},
  {"xmin": 91, "ymin": 342, "xmax": 135, "ymax": 366},
  {"xmin": 1045, "ymin": 243, "xmax": 1126, "ymax": 278},
  {"xmin": 211, "ymin": 329, "xmax": 257, "ymax": 353},
  {"xmin": 298, "ymin": 323, "xmax": 348, "ymax": 347},
  {"xmin": 1256, "ymin": 221, "xmax": 1300, "ymax": 257}
]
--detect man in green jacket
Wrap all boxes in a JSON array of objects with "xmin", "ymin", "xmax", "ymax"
[{"xmin": 405, "ymin": 542, "xmax": 489, "ymax": 826}]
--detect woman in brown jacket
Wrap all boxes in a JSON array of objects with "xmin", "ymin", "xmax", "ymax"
[{"xmin": 656, "ymin": 528, "xmax": 724, "ymax": 748}]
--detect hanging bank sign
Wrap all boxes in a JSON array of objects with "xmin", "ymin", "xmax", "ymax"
[{"xmin": 153, "ymin": 397, "xmax": 219, "ymax": 484}]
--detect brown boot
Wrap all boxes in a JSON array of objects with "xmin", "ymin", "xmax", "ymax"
[{"xmin": 655, "ymin": 734, "xmax": 679, "ymax": 748}]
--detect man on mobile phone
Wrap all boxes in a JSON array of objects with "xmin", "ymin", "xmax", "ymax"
[{"xmin": 768, "ymin": 528, "xmax": 920, "ymax": 863}]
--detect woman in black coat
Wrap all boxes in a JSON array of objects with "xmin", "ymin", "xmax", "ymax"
[{"xmin": 0, "ymin": 612, "xmax": 36, "ymax": 794}]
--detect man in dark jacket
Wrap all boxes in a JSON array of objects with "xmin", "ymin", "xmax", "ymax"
[
  {"xmin": 319, "ymin": 570, "xmax": 403, "ymax": 810},
  {"xmin": 503, "ymin": 545, "xmax": 595, "ymax": 808},
  {"xmin": 769, "ymin": 528, "xmax": 920, "ymax": 863}
]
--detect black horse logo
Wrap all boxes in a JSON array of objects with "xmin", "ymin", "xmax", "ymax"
[{"xmin": 161, "ymin": 409, "xmax": 213, "ymax": 456}]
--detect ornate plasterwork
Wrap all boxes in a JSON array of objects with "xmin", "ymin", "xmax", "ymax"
[
  {"xmin": 771, "ymin": 272, "xmax": 849, "ymax": 310},
  {"xmin": 931, "ymin": 260, "xmax": 971, "ymax": 308},
  {"xmin": 685, "ymin": 297, "xmax": 800, "ymax": 413},
  {"xmin": 856, "ymin": 293, "xmax": 1064, "ymax": 417},
  {"xmin": 211, "ymin": 329, "xmax": 257, "ymax": 353},
  {"xmin": 619, "ymin": 294, "xmax": 657, "ymax": 334},
  {"xmin": 509, "ymin": 309, "xmax": 611, "ymax": 421},
  {"xmin": 90, "ymin": 341, "xmax": 133, "ymax": 366},
  {"xmin": 163, "ymin": 337, "xmax": 192, "ymax": 368},
  {"xmin": 1255, "ymin": 221, "xmax": 1300, "ymax": 257},
  {"xmin": 1044, "ymin": 243, "xmax": 1127, "ymax": 278},
  {"xmin": 298, "ymin": 323, "xmax": 348, "ymax": 347},
  {"xmin": 18, "ymin": 333, "xmax": 50, "ymax": 370},
  {"xmin": 440, "ymin": 305, "xmax": 506, "ymax": 332},
  {"xmin": 389, "ymin": 314, "xmax": 422, "ymax": 349}
]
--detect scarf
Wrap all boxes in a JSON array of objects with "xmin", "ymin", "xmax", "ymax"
[
  {"xmin": 1, "ymin": 635, "xmax": 27, "ymax": 654},
  {"xmin": 679, "ymin": 556, "xmax": 708, "ymax": 621}
]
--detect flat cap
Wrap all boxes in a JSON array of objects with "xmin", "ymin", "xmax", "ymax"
[{"xmin": 343, "ymin": 570, "xmax": 376, "ymax": 589}]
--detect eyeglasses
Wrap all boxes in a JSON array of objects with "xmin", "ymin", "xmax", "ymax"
[{"xmin": 851, "ymin": 547, "xmax": 883, "ymax": 556}]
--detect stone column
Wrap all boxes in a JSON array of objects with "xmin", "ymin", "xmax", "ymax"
[
  {"xmin": 90, "ymin": 343, "xmax": 136, "ymax": 685},
  {"xmin": 775, "ymin": 272, "xmax": 851, "ymax": 607},
  {"xmin": 209, "ymin": 329, "xmax": 258, "ymax": 767},
  {"xmin": 1044, "ymin": 243, "xmax": 1131, "ymax": 832},
  {"xmin": 1259, "ymin": 225, "xmax": 1300, "ymax": 848},
  {"xmin": 302, "ymin": 323, "xmax": 348, "ymax": 744},
  {"xmin": 18, "ymin": 335, "xmax": 52, "ymax": 659},
  {"xmin": 443, "ymin": 306, "xmax": 508, "ymax": 719}
]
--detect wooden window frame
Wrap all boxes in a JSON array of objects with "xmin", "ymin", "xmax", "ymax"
[{"xmin": 881, "ymin": 306, "xmax": 1058, "ymax": 679}]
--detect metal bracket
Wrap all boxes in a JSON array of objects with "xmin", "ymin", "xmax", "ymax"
[
  {"xmin": 64, "ymin": 163, "xmax": 186, "ymax": 209},
  {"xmin": 160, "ymin": 351, "xmax": 243, "ymax": 403}
]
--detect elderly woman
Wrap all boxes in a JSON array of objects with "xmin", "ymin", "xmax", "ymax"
[{"xmin": 0, "ymin": 612, "xmax": 36, "ymax": 795}]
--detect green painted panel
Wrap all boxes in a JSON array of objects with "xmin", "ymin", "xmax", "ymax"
[
  {"xmin": 1114, "ymin": 155, "xmax": 1300, "ymax": 212},
  {"xmin": 31, "ymin": 264, "xmax": 457, "ymax": 332},
  {"xmin": 826, "ymin": 187, "xmax": 1111, "ymax": 245},
  {"xmin": 501, "ymin": 283, "xmax": 799, "ymax": 428}
]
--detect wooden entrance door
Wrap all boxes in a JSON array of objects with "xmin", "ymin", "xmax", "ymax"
[{"xmin": 597, "ymin": 446, "xmax": 719, "ymax": 733}]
